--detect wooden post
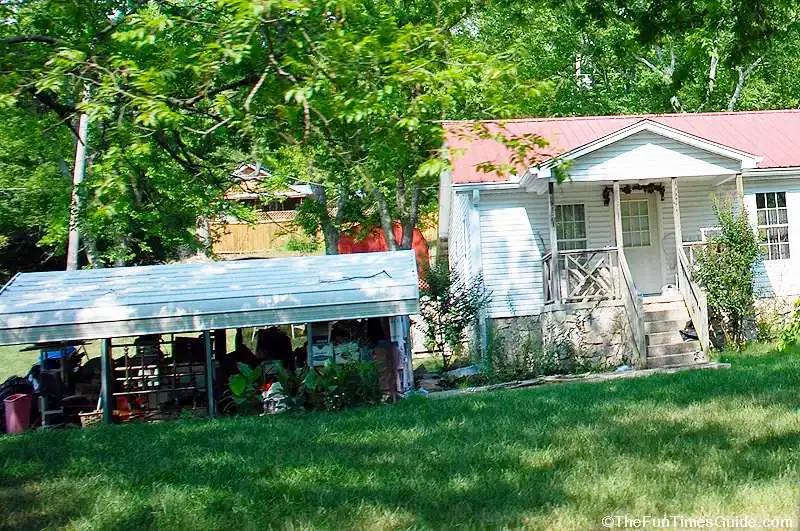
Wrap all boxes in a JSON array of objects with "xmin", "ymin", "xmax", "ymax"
[
  {"xmin": 100, "ymin": 338, "xmax": 113, "ymax": 424},
  {"xmin": 213, "ymin": 329, "xmax": 226, "ymax": 359},
  {"xmin": 203, "ymin": 330, "xmax": 216, "ymax": 418},
  {"xmin": 735, "ymin": 173, "xmax": 744, "ymax": 209},
  {"xmin": 548, "ymin": 182, "xmax": 561, "ymax": 304},
  {"xmin": 612, "ymin": 181, "xmax": 624, "ymax": 250},
  {"xmin": 671, "ymin": 177, "xmax": 683, "ymax": 288}
]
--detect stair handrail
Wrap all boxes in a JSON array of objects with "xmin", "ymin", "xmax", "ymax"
[
  {"xmin": 677, "ymin": 246, "xmax": 710, "ymax": 352},
  {"xmin": 617, "ymin": 249, "xmax": 646, "ymax": 366}
]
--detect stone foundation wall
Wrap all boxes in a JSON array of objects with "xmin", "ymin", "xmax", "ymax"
[
  {"xmin": 489, "ymin": 302, "xmax": 634, "ymax": 372},
  {"xmin": 753, "ymin": 296, "xmax": 799, "ymax": 339}
]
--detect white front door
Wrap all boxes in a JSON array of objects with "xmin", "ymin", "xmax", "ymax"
[{"xmin": 619, "ymin": 196, "xmax": 663, "ymax": 295}]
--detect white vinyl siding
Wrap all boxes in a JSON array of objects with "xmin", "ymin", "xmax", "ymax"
[
  {"xmin": 478, "ymin": 191, "xmax": 549, "ymax": 318},
  {"xmin": 448, "ymin": 191, "xmax": 473, "ymax": 284},
  {"xmin": 551, "ymin": 181, "xmax": 615, "ymax": 250},
  {"xmin": 568, "ymin": 130, "xmax": 741, "ymax": 181}
]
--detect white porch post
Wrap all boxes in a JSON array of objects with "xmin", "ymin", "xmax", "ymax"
[
  {"xmin": 612, "ymin": 181, "xmax": 624, "ymax": 297},
  {"xmin": 612, "ymin": 181, "xmax": 624, "ymax": 249},
  {"xmin": 548, "ymin": 182, "xmax": 561, "ymax": 304},
  {"xmin": 735, "ymin": 172, "xmax": 745, "ymax": 210},
  {"xmin": 671, "ymin": 177, "xmax": 683, "ymax": 288}
]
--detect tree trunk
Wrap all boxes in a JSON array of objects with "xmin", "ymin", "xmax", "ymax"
[
  {"xmin": 400, "ymin": 184, "xmax": 420, "ymax": 250},
  {"xmin": 310, "ymin": 182, "xmax": 339, "ymax": 255},
  {"xmin": 374, "ymin": 188, "xmax": 397, "ymax": 251},
  {"xmin": 66, "ymin": 108, "xmax": 89, "ymax": 271}
]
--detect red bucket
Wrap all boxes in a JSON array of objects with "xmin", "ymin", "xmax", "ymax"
[{"xmin": 4, "ymin": 393, "xmax": 32, "ymax": 433}]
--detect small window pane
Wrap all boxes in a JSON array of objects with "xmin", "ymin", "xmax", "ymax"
[
  {"xmin": 756, "ymin": 192, "xmax": 791, "ymax": 260},
  {"xmin": 556, "ymin": 204, "xmax": 587, "ymax": 252}
]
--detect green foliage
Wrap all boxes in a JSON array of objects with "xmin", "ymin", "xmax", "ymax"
[
  {"xmin": 302, "ymin": 361, "xmax": 381, "ymax": 411},
  {"xmin": 258, "ymin": 360, "xmax": 381, "ymax": 413},
  {"xmin": 0, "ymin": 0, "xmax": 545, "ymax": 264},
  {"xmin": 777, "ymin": 300, "xmax": 800, "ymax": 352},
  {"xmin": 419, "ymin": 261, "xmax": 491, "ymax": 370},
  {"xmin": 226, "ymin": 362, "xmax": 265, "ymax": 413},
  {"xmin": 283, "ymin": 234, "xmax": 321, "ymax": 254},
  {"xmin": 693, "ymin": 199, "xmax": 762, "ymax": 349}
]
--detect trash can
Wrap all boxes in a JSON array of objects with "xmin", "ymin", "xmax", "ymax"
[{"xmin": 4, "ymin": 393, "xmax": 32, "ymax": 433}]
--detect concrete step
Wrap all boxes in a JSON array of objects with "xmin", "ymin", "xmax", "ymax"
[
  {"xmin": 647, "ymin": 340, "xmax": 701, "ymax": 358},
  {"xmin": 647, "ymin": 330, "xmax": 687, "ymax": 346},
  {"xmin": 647, "ymin": 350, "xmax": 708, "ymax": 368},
  {"xmin": 642, "ymin": 300, "xmax": 688, "ymax": 313},
  {"xmin": 644, "ymin": 319, "xmax": 687, "ymax": 334},
  {"xmin": 641, "ymin": 294, "xmax": 682, "ymax": 304},
  {"xmin": 644, "ymin": 308, "xmax": 690, "ymax": 322}
]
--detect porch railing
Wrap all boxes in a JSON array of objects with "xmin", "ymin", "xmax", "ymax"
[
  {"xmin": 543, "ymin": 248, "xmax": 619, "ymax": 303},
  {"xmin": 617, "ymin": 249, "xmax": 646, "ymax": 365},
  {"xmin": 677, "ymin": 245, "xmax": 710, "ymax": 352},
  {"xmin": 542, "ymin": 247, "xmax": 645, "ymax": 364}
]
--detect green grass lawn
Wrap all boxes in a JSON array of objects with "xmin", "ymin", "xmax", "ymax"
[{"xmin": 1, "ymin": 345, "xmax": 799, "ymax": 530}]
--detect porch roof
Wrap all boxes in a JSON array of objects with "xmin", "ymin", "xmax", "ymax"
[
  {"xmin": 0, "ymin": 251, "xmax": 420, "ymax": 345},
  {"xmin": 444, "ymin": 110, "xmax": 800, "ymax": 184}
]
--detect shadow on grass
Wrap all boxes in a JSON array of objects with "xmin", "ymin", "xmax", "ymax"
[{"xmin": 1, "ymin": 348, "xmax": 799, "ymax": 529}]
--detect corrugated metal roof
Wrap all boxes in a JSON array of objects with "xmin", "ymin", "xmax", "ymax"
[
  {"xmin": 444, "ymin": 109, "xmax": 800, "ymax": 184},
  {"xmin": 0, "ymin": 251, "xmax": 419, "ymax": 345}
]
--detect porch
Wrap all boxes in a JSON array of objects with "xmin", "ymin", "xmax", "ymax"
[{"xmin": 540, "ymin": 176, "xmax": 733, "ymax": 366}]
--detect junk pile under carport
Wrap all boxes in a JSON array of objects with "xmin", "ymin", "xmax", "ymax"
[{"xmin": 0, "ymin": 250, "xmax": 419, "ymax": 429}]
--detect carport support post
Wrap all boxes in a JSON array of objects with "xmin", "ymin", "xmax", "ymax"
[
  {"xmin": 100, "ymin": 338, "xmax": 113, "ymax": 424},
  {"xmin": 204, "ymin": 330, "xmax": 216, "ymax": 418}
]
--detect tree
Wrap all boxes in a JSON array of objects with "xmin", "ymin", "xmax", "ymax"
[
  {"xmin": 1, "ymin": 0, "xmax": 544, "ymax": 263},
  {"xmin": 461, "ymin": 0, "xmax": 800, "ymax": 114}
]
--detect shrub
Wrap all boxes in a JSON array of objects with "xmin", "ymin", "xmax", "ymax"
[
  {"xmin": 224, "ymin": 360, "xmax": 382, "ymax": 415},
  {"xmin": 778, "ymin": 300, "xmax": 800, "ymax": 352},
  {"xmin": 693, "ymin": 199, "xmax": 761, "ymax": 350},
  {"xmin": 419, "ymin": 261, "xmax": 491, "ymax": 370},
  {"xmin": 273, "ymin": 360, "xmax": 381, "ymax": 412}
]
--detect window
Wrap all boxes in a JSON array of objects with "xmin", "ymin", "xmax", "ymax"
[
  {"xmin": 556, "ymin": 204, "xmax": 587, "ymax": 251},
  {"xmin": 756, "ymin": 192, "xmax": 790, "ymax": 260},
  {"xmin": 620, "ymin": 200, "xmax": 651, "ymax": 247}
]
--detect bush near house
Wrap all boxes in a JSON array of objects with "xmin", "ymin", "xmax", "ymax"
[
  {"xmin": 419, "ymin": 261, "xmax": 491, "ymax": 370},
  {"xmin": 694, "ymin": 199, "xmax": 762, "ymax": 349}
]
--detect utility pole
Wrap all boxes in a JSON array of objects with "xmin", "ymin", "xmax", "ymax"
[{"xmin": 66, "ymin": 104, "xmax": 89, "ymax": 271}]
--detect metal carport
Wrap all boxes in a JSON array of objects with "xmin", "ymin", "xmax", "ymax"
[{"xmin": 0, "ymin": 250, "xmax": 419, "ymax": 422}]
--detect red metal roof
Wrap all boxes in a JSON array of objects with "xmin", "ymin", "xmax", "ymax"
[{"xmin": 444, "ymin": 110, "xmax": 800, "ymax": 184}]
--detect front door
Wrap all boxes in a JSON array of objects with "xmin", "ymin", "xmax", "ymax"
[{"xmin": 619, "ymin": 196, "xmax": 663, "ymax": 295}]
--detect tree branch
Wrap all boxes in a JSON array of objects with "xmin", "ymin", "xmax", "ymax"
[
  {"xmin": 0, "ymin": 35, "xmax": 64, "ymax": 46},
  {"xmin": 727, "ymin": 57, "xmax": 763, "ymax": 111}
]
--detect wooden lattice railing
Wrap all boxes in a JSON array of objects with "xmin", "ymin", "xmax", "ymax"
[{"xmin": 543, "ymin": 248, "xmax": 619, "ymax": 303}]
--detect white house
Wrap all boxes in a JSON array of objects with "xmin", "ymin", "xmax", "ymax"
[{"xmin": 439, "ymin": 110, "xmax": 800, "ymax": 368}]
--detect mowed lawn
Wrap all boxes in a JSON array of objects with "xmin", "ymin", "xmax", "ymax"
[{"xmin": 1, "ymin": 346, "xmax": 799, "ymax": 530}]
